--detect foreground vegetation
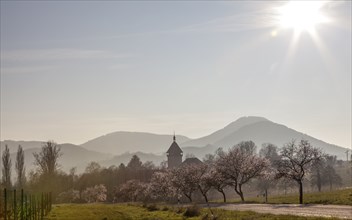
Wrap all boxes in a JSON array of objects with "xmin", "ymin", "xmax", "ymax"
[
  {"xmin": 45, "ymin": 203, "xmax": 341, "ymax": 220},
  {"xmin": 227, "ymin": 188, "xmax": 352, "ymax": 205}
]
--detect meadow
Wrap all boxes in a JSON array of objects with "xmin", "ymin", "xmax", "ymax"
[
  {"xmin": 43, "ymin": 188, "xmax": 352, "ymax": 220},
  {"xmin": 226, "ymin": 188, "xmax": 352, "ymax": 205},
  {"xmin": 45, "ymin": 203, "xmax": 343, "ymax": 220}
]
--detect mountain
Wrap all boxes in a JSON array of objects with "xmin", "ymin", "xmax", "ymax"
[
  {"xmin": 181, "ymin": 116, "xmax": 349, "ymax": 160},
  {"xmin": 81, "ymin": 132, "xmax": 191, "ymax": 155},
  {"xmin": 1, "ymin": 116, "xmax": 349, "ymax": 174},
  {"xmin": 180, "ymin": 116, "xmax": 268, "ymax": 147},
  {"xmin": 2, "ymin": 141, "xmax": 112, "ymax": 175},
  {"xmin": 1, "ymin": 140, "xmax": 44, "ymax": 153}
]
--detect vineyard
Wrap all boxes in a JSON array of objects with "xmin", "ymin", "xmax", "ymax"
[{"xmin": 0, "ymin": 189, "xmax": 52, "ymax": 220}]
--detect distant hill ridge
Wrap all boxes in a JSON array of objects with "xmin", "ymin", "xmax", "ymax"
[
  {"xmin": 181, "ymin": 117, "xmax": 348, "ymax": 159},
  {"xmin": 1, "ymin": 116, "xmax": 349, "ymax": 174},
  {"xmin": 180, "ymin": 116, "xmax": 268, "ymax": 147},
  {"xmin": 81, "ymin": 132, "xmax": 190, "ymax": 155}
]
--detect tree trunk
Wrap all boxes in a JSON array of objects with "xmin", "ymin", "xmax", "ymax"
[
  {"xmin": 317, "ymin": 169, "xmax": 322, "ymax": 192},
  {"xmin": 234, "ymin": 184, "xmax": 245, "ymax": 202},
  {"xmin": 220, "ymin": 190, "xmax": 226, "ymax": 203},
  {"xmin": 203, "ymin": 194, "xmax": 208, "ymax": 203},
  {"xmin": 298, "ymin": 180, "xmax": 303, "ymax": 204},
  {"xmin": 184, "ymin": 193, "xmax": 192, "ymax": 202},
  {"xmin": 265, "ymin": 189, "xmax": 268, "ymax": 203},
  {"xmin": 199, "ymin": 186, "xmax": 209, "ymax": 204},
  {"xmin": 329, "ymin": 179, "xmax": 333, "ymax": 191}
]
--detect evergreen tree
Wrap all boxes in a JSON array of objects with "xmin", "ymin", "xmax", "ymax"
[{"xmin": 2, "ymin": 145, "xmax": 12, "ymax": 189}]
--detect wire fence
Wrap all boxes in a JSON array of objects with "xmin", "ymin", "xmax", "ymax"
[{"xmin": 0, "ymin": 189, "xmax": 52, "ymax": 220}]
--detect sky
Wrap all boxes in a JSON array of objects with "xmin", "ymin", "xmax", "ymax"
[{"xmin": 0, "ymin": 1, "xmax": 351, "ymax": 148}]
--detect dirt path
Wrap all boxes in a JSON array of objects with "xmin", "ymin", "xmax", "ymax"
[{"xmin": 208, "ymin": 203, "xmax": 352, "ymax": 219}]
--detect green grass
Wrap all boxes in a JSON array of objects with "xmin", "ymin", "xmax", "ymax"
[
  {"xmin": 45, "ymin": 203, "xmax": 342, "ymax": 220},
  {"xmin": 46, "ymin": 203, "xmax": 185, "ymax": 220},
  {"xmin": 226, "ymin": 188, "xmax": 352, "ymax": 205}
]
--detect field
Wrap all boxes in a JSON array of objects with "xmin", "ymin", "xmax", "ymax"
[
  {"xmin": 44, "ymin": 188, "xmax": 352, "ymax": 219},
  {"xmin": 45, "ymin": 203, "xmax": 342, "ymax": 220},
  {"xmin": 226, "ymin": 188, "xmax": 352, "ymax": 205}
]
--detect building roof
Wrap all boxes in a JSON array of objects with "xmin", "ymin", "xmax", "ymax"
[
  {"xmin": 181, "ymin": 157, "xmax": 203, "ymax": 166},
  {"xmin": 166, "ymin": 135, "xmax": 183, "ymax": 155},
  {"xmin": 166, "ymin": 141, "xmax": 183, "ymax": 155}
]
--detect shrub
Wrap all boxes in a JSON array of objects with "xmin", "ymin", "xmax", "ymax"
[
  {"xmin": 56, "ymin": 189, "xmax": 80, "ymax": 203},
  {"xmin": 183, "ymin": 204, "xmax": 201, "ymax": 217},
  {"xmin": 174, "ymin": 207, "xmax": 184, "ymax": 214},
  {"xmin": 201, "ymin": 213, "xmax": 218, "ymax": 220},
  {"xmin": 146, "ymin": 204, "xmax": 158, "ymax": 211}
]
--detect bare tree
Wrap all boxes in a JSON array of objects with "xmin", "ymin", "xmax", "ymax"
[
  {"xmin": 322, "ymin": 155, "xmax": 342, "ymax": 190},
  {"xmin": 2, "ymin": 145, "xmax": 12, "ymax": 189},
  {"xmin": 15, "ymin": 145, "xmax": 26, "ymax": 188},
  {"xmin": 310, "ymin": 152, "xmax": 326, "ymax": 192},
  {"xmin": 216, "ymin": 141, "xmax": 269, "ymax": 202},
  {"xmin": 258, "ymin": 143, "xmax": 280, "ymax": 202},
  {"xmin": 33, "ymin": 141, "xmax": 61, "ymax": 176},
  {"xmin": 237, "ymin": 141, "xmax": 257, "ymax": 155},
  {"xmin": 276, "ymin": 140, "xmax": 323, "ymax": 204},
  {"xmin": 85, "ymin": 161, "xmax": 102, "ymax": 174},
  {"xmin": 259, "ymin": 143, "xmax": 280, "ymax": 162}
]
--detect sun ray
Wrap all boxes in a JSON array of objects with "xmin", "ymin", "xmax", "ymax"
[
  {"xmin": 307, "ymin": 28, "xmax": 344, "ymax": 93},
  {"xmin": 273, "ymin": 0, "xmax": 334, "ymax": 76}
]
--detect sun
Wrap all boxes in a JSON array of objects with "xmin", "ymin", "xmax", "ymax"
[{"xmin": 277, "ymin": 1, "xmax": 329, "ymax": 32}]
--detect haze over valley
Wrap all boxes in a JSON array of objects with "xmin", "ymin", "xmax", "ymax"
[{"xmin": 1, "ymin": 116, "xmax": 349, "ymax": 174}]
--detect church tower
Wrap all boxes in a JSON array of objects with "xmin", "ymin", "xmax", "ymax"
[{"xmin": 166, "ymin": 134, "xmax": 183, "ymax": 168}]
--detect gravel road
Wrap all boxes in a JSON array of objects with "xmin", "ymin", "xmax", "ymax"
[{"xmin": 208, "ymin": 203, "xmax": 352, "ymax": 219}]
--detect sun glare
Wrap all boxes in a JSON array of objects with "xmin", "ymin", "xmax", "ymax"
[{"xmin": 278, "ymin": 1, "xmax": 329, "ymax": 32}]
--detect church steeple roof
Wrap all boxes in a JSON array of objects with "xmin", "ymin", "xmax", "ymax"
[{"xmin": 167, "ymin": 134, "xmax": 183, "ymax": 155}]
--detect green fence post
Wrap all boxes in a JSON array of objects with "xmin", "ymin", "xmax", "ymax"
[
  {"xmin": 36, "ymin": 194, "xmax": 38, "ymax": 220},
  {"xmin": 49, "ymin": 192, "xmax": 52, "ymax": 212},
  {"xmin": 4, "ymin": 188, "xmax": 7, "ymax": 220},
  {"xmin": 45, "ymin": 193, "xmax": 48, "ymax": 215},
  {"xmin": 0, "ymin": 189, "xmax": 2, "ymax": 220},
  {"xmin": 40, "ymin": 193, "xmax": 44, "ymax": 220},
  {"xmin": 46, "ymin": 193, "xmax": 49, "ymax": 215},
  {"xmin": 21, "ymin": 189, "xmax": 24, "ymax": 220},
  {"xmin": 14, "ymin": 189, "xmax": 17, "ymax": 220},
  {"xmin": 24, "ymin": 194, "xmax": 27, "ymax": 220},
  {"xmin": 33, "ymin": 195, "xmax": 36, "ymax": 220},
  {"xmin": 28, "ymin": 194, "xmax": 33, "ymax": 220}
]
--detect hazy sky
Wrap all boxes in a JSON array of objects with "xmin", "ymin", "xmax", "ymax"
[{"xmin": 1, "ymin": 1, "xmax": 351, "ymax": 147}]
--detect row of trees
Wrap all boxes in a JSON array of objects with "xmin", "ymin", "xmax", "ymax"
[
  {"xmin": 1, "ymin": 142, "xmax": 157, "ymax": 202},
  {"xmin": 2, "ymin": 142, "xmax": 62, "ymax": 193},
  {"xmin": 115, "ymin": 140, "xmax": 342, "ymax": 204},
  {"xmin": 1, "ymin": 140, "xmax": 344, "ymax": 205},
  {"xmin": 2, "ymin": 145, "xmax": 26, "ymax": 189}
]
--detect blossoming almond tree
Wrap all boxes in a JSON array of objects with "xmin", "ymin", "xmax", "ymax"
[
  {"xmin": 149, "ymin": 171, "xmax": 175, "ymax": 201},
  {"xmin": 170, "ymin": 164, "xmax": 200, "ymax": 202},
  {"xmin": 82, "ymin": 184, "xmax": 107, "ymax": 203},
  {"xmin": 208, "ymin": 167, "xmax": 230, "ymax": 202},
  {"xmin": 216, "ymin": 141, "xmax": 270, "ymax": 202}
]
